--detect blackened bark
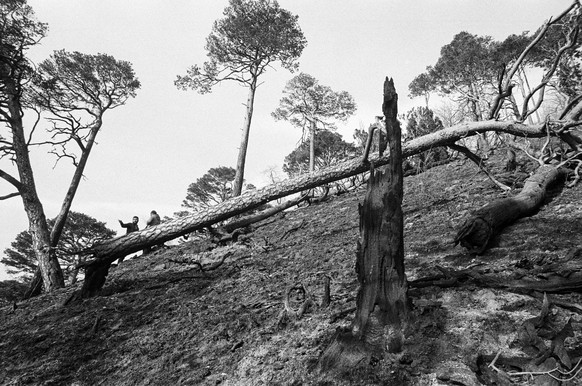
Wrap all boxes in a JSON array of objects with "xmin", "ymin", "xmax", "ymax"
[
  {"xmin": 319, "ymin": 77, "xmax": 408, "ymax": 373},
  {"xmin": 454, "ymin": 164, "xmax": 567, "ymax": 254}
]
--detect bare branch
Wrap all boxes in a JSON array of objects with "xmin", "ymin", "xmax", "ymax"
[
  {"xmin": 521, "ymin": 25, "xmax": 579, "ymax": 121},
  {"xmin": 0, "ymin": 191, "xmax": 20, "ymax": 200},
  {"xmin": 0, "ymin": 169, "xmax": 22, "ymax": 190},
  {"xmin": 490, "ymin": 0, "xmax": 580, "ymax": 120},
  {"xmin": 448, "ymin": 143, "xmax": 511, "ymax": 191}
]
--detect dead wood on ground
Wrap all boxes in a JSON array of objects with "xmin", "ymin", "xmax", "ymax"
[
  {"xmin": 454, "ymin": 164, "xmax": 568, "ymax": 254},
  {"xmin": 409, "ymin": 264, "xmax": 582, "ymax": 299}
]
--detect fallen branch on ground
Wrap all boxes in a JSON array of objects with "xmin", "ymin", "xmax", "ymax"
[{"xmin": 454, "ymin": 164, "xmax": 567, "ymax": 254}]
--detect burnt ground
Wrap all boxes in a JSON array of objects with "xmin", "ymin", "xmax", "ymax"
[{"xmin": 1, "ymin": 153, "xmax": 581, "ymax": 386}]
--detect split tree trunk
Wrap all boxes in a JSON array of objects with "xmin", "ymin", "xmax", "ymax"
[
  {"xmin": 454, "ymin": 164, "xmax": 567, "ymax": 254},
  {"xmin": 318, "ymin": 77, "xmax": 408, "ymax": 372}
]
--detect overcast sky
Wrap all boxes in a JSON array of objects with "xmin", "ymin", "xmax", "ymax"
[{"xmin": 0, "ymin": 0, "xmax": 567, "ymax": 280}]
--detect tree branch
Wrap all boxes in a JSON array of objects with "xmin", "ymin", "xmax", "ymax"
[
  {"xmin": 0, "ymin": 169, "xmax": 22, "ymax": 191},
  {"xmin": 448, "ymin": 143, "xmax": 511, "ymax": 191},
  {"xmin": 0, "ymin": 192, "xmax": 21, "ymax": 200}
]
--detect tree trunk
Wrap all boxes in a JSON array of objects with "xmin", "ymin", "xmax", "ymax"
[
  {"xmin": 76, "ymin": 116, "xmax": 562, "ymax": 297},
  {"xmin": 319, "ymin": 77, "xmax": 408, "ymax": 372},
  {"xmin": 50, "ymin": 119, "xmax": 102, "ymax": 246},
  {"xmin": 233, "ymin": 80, "xmax": 257, "ymax": 197},
  {"xmin": 309, "ymin": 120, "xmax": 316, "ymax": 172},
  {"xmin": 81, "ymin": 119, "xmax": 553, "ymax": 261},
  {"xmin": 6, "ymin": 79, "xmax": 64, "ymax": 293},
  {"xmin": 26, "ymin": 119, "xmax": 104, "ymax": 297},
  {"xmin": 454, "ymin": 164, "xmax": 567, "ymax": 254}
]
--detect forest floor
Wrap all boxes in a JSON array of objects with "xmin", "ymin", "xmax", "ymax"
[{"xmin": 1, "ymin": 152, "xmax": 581, "ymax": 386}]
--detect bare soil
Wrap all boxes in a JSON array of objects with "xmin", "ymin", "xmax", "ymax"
[{"xmin": 1, "ymin": 154, "xmax": 581, "ymax": 385}]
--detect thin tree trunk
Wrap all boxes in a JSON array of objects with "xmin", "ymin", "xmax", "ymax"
[
  {"xmin": 50, "ymin": 120, "xmax": 102, "ymax": 246},
  {"xmin": 6, "ymin": 79, "xmax": 64, "ymax": 293},
  {"xmin": 454, "ymin": 164, "xmax": 567, "ymax": 254},
  {"xmin": 220, "ymin": 192, "xmax": 309, "ymax": 233},
  {"xmin": 319, "ymin": 77, "xmax": 408, "ymax": 372},
  {"xmin": 309, "ymin": 120, "xmax": 316, "ymax": 172},
  {"xmin": 233, "ymin": 80, "xmax": 257, "ymax": 197}
]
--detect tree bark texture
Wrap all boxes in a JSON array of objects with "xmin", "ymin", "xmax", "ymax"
[
  {"xmin": 319, "ymin": 77, "xmax": 408, "ymax": 372},
  {"xmin": 353, "ymin": 77, "xmax": 408, "ymax": 339},
  {"xmin": 6, "ymin": 79, "xmax": 65, "ymax": 292},
  {"xmin": 454, "ymin": 164, "xmax": 567, "ymax": 254}
]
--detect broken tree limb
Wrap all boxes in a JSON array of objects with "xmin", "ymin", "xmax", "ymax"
[
  {"xmin": 220, "ymin": 192, "xmax": 309, "ymax": 234},
  {"xmin": 409, "ymin": 265, "xmax": 582, "ymax": 296},
  {"xmin": 454, "ymin": 164, "xmax": 568, "ymax": 254},
  {"xmin": 448, "ymin": 143, "xmax": 512, "ymax": 191}
]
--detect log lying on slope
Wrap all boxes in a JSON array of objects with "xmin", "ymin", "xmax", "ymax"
[
  {"xmin": 454, "ymin": 164, "xmax": 567, "ymax": 254},
  {"xmin": 81, "ymin": 120, "xmax": 550, "ymax": 265},
  {"xmin": 74, "ymin": 120, "xmax": 557, "ymax": 297}
]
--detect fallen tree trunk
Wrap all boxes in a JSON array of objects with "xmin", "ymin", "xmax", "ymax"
[
  {"xmin": 74, "ymin": 120, "xmax": 561, "ymax": 297},
  {"xmin": 410, "ymin": 265, "xmax": 582, "ymax": 295},
  {"xmin": 81, "ymin": 120, "xmax": 551, "ymax": 264},
  {"xmin": 454, "ymin": 164, "xmax": 568, "ymax": 254}
]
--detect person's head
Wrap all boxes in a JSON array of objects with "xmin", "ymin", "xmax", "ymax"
[
  {"xmin": 132, "ymin": 216, "xmax": 139, "ymax": 223},
  {"xmin": 151, "ymin": 210, "xmax": 157, "ymax": 215}
]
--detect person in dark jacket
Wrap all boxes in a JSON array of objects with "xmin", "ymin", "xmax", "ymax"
[
  {"xmin": 119, "ymin": 216, "xmax": 139, "ymax": 234},
  {"xmin": 116, "ymin": 216, "xmax": 139, "ymax": 263}
]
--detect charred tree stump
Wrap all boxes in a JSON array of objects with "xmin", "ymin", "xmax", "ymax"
[
  {"xmin": 454, "ymin": 164, "xmax": 567, "ymax": 254},
  {"xmin": 319, "ymin": 77, "xmax": 409, "ymax": 373}
]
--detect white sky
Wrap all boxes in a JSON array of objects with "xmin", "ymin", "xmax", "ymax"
[{"xmin": 0, "ymin": 0, "xmax": 567, "ymax": 280}]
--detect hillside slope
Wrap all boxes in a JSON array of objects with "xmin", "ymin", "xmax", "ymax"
[{"xmin": 1, "ymin": 155, "xmax": 581, "ymax": 386}]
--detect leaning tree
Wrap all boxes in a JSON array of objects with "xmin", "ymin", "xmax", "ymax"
[
  {"xmin": 175, "ymin": 0, "xmax": 306, "ymax": 197},
  {"xmin": 0, "ymin": 0, "xmax": 140, "ymax": 295},
  {"xmin": 273, "ymin": 73, "xmax": 357, "ymax": 172}
]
